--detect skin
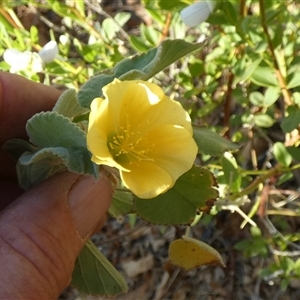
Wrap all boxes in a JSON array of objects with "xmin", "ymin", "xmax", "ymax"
[{"xmin": 0, "ymin": 72, "xmax": 112, "ymax": 299}]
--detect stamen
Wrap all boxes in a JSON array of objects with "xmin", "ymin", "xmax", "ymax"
[{"xmin": 107, "ymin": 122, "xmax": 155, "ymax": 165}]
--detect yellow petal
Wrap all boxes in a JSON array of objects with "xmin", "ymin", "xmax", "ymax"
[
  {"xmin": 87, "ymin": 98, "xmax": 129, "ymax": 171},
  {"xmin": 102, "ymin": 79, "xmax": 164, "ymax": 123},
  {"xmin": 120, "ymin": 162, "xmax": 173, "ymax": 199},
  {"xmin": 146, "ymin": 124, "xmax": 198, "ymax": 181}
]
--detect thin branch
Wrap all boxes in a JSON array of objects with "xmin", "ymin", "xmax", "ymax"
[{"xmin": 258, "ymin": 0, "xmax": 292, "ymax": 106}]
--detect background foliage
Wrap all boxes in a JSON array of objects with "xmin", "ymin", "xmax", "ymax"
[{"xmin": 1, "ymin": 0, "xmax": 300, "ymax": 298}]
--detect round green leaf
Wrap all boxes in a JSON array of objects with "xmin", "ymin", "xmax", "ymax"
[
  {"xmin": 251, "ymin": 66, "xmax": 279, "ymax": 87},
  {"xmin": 273, "ymin": 142, "xmax": 292, "ymax": 167},
  {"xmin": 281, "ymin": 106, "xmax": 300, "ymax": 133},
  {"xmin": 249, "ymin": 91, "xmax": 264, "ymax": 106},
  {"xmin": 264, "ymin": 86, "xmax": 280, "ymax": 107},
  {"xmin": 253, "ymin": 114, "xmax": 274, "ymax": 128}
]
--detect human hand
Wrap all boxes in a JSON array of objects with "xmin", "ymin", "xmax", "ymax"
[{"xmin": 0, "ymin": 72, "xmax": 112, "ymax": 299}]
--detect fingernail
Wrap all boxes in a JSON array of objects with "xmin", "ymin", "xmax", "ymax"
[{"xmin": 68, "ymin": 175, "xmax": 112, "ymax": 240}]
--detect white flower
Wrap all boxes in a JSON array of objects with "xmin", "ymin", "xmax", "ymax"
[
  {"xmin": 3, "ymin": 41, "xmax": 58, "ymax": 73},
  {"xmin": 38, "ymin": 41, "xmax": 58, "ymax": 63},
  {"xmin": 3, "ymin": 49, "xmax": 43, "ymax": 73},
  {"xmin": 180, "ymin": 1, "xmax": 216, "ymax": 27}
]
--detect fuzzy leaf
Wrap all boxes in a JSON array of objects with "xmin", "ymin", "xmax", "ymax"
[
  {"xmin": 17, "ymin": 147, "xmax": 97, "ymax": 190},
  {"xmin": 26, "ymin": 111, "xmax": 87, "ymax": 148},
  {"xmin": 78, "ymin": 39, "xmax": 203, "ymax": 108},
  {"xmin": 53, "ymin": 89, "xmax": 88, "ymax": 119}
]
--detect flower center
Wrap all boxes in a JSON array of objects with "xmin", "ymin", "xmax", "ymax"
[{"xmin": 108, "ymin": 124, "xmax": 154, "ymax": 166}]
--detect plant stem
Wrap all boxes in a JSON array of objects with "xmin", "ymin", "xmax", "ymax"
[
  {"xmin": 230, "ymin": 166, "xmax": 280, "ymax": 201},
  {"xmin": 230, "ymin": 162, "xmax": 300, "ymax": 201},
  {"xmin": 239, "ymin": 0, "xmax": 247, "ymax": 17},
  {"xmin": 258, "ymin": 0, "xmax": 292, "ymax": 106}
]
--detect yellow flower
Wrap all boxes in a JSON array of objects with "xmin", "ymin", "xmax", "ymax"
[{"xmin": 87, "ymin": 79, "xmax": 197, "ymax": 199}]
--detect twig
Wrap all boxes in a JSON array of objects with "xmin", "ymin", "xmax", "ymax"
[
  {"xmin": 84, "ymin": 0, "xmax": 129, "ymax": 41},
  {"xmin": 239, "ymin": 0, "xmax": 247, "ymax": 17},
  {"xmin": 259, "ymin": 0, "xmax": 292, "ymax": 106},
  {"xmin": 223, "ymin": 71, "xmax": 234, "ymax": 138},
  {"xmin": 159, "ymin": 12, "xmax": 172, "ymax": 42}
]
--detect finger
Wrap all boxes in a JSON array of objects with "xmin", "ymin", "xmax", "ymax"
[
  {"xmin": 0, "ymin": 180, "xmax": 23, "ymax": 211},
  {"xmin": 0, "ymin": 72, "xmax": 61, "ymax": 178},
  {"xmin": 0, "ymin": 72, "xmax": 61, "ymax": 142},
  {"xmin": 0, "ymin": 171, "xmax": 112, "ymax": 299}
]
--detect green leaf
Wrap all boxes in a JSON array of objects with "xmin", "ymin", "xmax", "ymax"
[
  {"xmin": 281, "ymin": 106, "xmax": 300, "ymax": 133},
  {"xmin": 251, "ymin": 66, "xmax": 279, "ymax": 87},
  {"xmin": 53, "ymin": 89, "xmax": 88, "ymax": 119},
  {"xmin": 2, "ymin": 139, "xmax": 37, "ymax": 162},
  {"xmin": 233, "ymin": 57, "xmax": 263, "ymax": 85},
  {"xmin": 141, "ymin": 24, "xmax": 161, "ymax": 46},
  {"xmin": 253, "ymin": 114, "xmax": 274, "ymax": 128},
  {"xmin": 17, "ymin": 112, "xmax": 98, "ymax": 189},
  {"xmin": 193, "ymin": 127, "xmax": 239, "ymax": 156},
  {"xmin": 219, "ymin": 0, "xmax": 237, "ymax": 25},
  {"xmin": 26, "ymin": 111, "xmax": 86, "ymax": 148},
  {"xmin": 273, "ymin": 142, "xmax": 292, "ymax": 167},
  {"xmin": 16, "ymin": 150, "xmax": 67, "ymax": 190},
  {"xmin": 287, "ymin": 146, "xmax": 300, "ymax": 162},
  {"xmin": 157, "ymin": 0, "xmax": 188, "ymax": 10},
  {"xmin": 17, "ymin": 146, "xmax": 97, "ymax": 190},
  {"xmin": 114, "ymin": 12, "xmax": 131, "ymax": 27},
  {"xmin": 72, "ymin": 240, "xmax": 128, "ymax": 296},
  {"xmin": 221, "ymin": 152, "xmax": 241, "ymax": 193},
  {"xmin": 134, "ymin": 165, "xmax": 218, "ymax": 225},
  {"xmin": 287, "ymin": 71, "xmax": 300, "ymax": 89},
  {"xmin": 249, "ymin": 91, "xmax": 264, "ymax": 106},
  {"xmin": 102, "ymin": 18, "xmax": 119, "ymax": 40},
  {"xmin": 129, "ymin": 35, "xmax": 152, "ymax": 52},
  {"xmin": 264, "ymin": 86, "xmax": 280, "ymax": 107},
  {"xmin": 109, "ymin": 190, "xmax": 133, "ymax": 217},
  {"xmin": 78, "ymin": 39, "xmax": 203, "ymax": 108}
]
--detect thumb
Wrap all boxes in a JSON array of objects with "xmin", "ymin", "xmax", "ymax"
[{"xmin": 0, "ymin": 171, "xmax": 112, "ymax": 299}]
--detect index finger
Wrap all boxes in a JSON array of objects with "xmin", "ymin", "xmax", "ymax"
[
  {"xmin": 0, "ymin": 72, "xmax": 62, "ymax": 179},
  {"xmin": 0, "ymin": 72, "xmax": 61, "ymax": 142}
]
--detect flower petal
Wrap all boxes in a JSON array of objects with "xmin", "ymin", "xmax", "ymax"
[
  {"xmin": 120, "ymin": 124, "xmax": 198, "ymax": 198},
  {"xmin": 146, "ymin": 124, "xmax": 197, "ymax": 181},
  {"xmin": 38, "ymin": 41, "xmax": 58, "ymax": 63},
  {"xmin": 87, "ymin": 98, "xmax": 129, "ymax": 171},
  {"xmin": 121, "ymin": 162, "xmax": 173, "ymax": 199},
  {"xmin": 103, "ymin": 79, "xmax": 165, "ymax": 127},
  {"xmin": 3, "ymin": 49, "xmax": 32, "ymax": 72},
  {"xmin": 180, "ymin": 1, "xmax": 216, "ymax": 27}
]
